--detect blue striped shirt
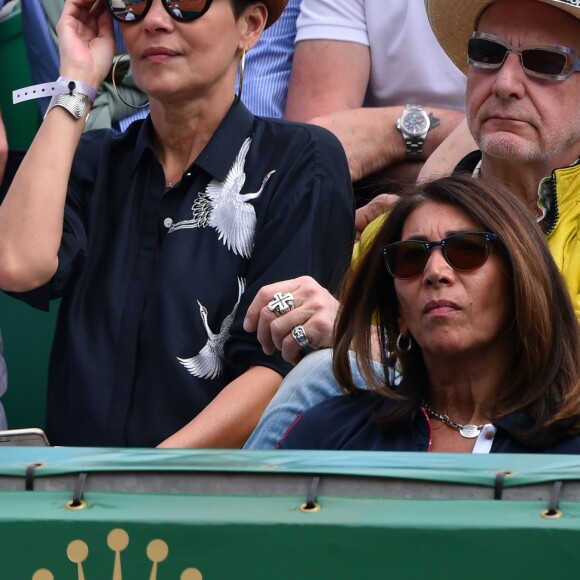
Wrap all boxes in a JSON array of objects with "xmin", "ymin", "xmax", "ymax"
[{"xmin": 239, "ymin": 0, "xmax": 300, "ymax": 118}]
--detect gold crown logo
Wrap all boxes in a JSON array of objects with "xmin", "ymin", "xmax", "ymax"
[{"xmin": 31, "ymin": 528, "xmax": 203, "ymax": 580}]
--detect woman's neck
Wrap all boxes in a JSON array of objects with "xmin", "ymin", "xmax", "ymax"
[
  {"xmin": 423, "ymin": 349, "xmax": 511, "ymax": 426},
  {"xmin": 150, "ymin": 93, "xmax": 236, "ymax": 186}
]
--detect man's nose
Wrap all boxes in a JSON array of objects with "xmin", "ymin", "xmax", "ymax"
[{"xmin": 492, "ymin": 52, "xmax": 526, "ymax": 99}]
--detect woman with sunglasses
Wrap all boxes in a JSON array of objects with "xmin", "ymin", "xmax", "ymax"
[
  {"xmin": 278, "ymin": 175, "xmax": 580, "ymax": 452},
  {"xmin": 0, "ymin": 0, "xmax": 354, "ymax": 447}
]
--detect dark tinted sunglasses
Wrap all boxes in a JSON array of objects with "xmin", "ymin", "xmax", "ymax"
[
  {"xmin": 382, "ymin": 232, "xmax": 499, "ymax": 280},
  {"xmin": 105, "ymin": 0, "xmax": 213, "ymax": 23},
  {"xmin": 468, "ymin": 32, "xmax": 580, "ymax": 81}
]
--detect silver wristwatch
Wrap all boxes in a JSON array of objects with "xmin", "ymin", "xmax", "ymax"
[{"xmin": 396, "ymin": 105, "xmax": 432, "ymax": 160}]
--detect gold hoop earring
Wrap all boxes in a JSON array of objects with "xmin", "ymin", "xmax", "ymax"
[
  {"xmin": 111, "ymin": 52, "xmax": 149, "ymax": 109},
  {"xmin": 237, "ymin": 48, "xmax": 247, "ymax": 100}
]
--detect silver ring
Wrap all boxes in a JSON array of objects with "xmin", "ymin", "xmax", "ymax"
[
  {"xmin": 291, "ymin": 325, "xmax": 310, "ymax": 349},
  {"xmin": 267, "ymin": 292, "xmax": 294, "ymax": 317}
]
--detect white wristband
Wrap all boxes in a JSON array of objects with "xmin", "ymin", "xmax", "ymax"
[{"xmin": 13, "ymin": 76, "xmax": 98, "ymax": 105}]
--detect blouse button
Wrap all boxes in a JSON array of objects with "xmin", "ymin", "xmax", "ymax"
[{"xmin": 485, "ymin": 430, "xmax": 494, "ymax": 440}]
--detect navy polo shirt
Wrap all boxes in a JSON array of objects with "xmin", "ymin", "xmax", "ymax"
[
  {"xmin": 16, "ymin": 99, "xmax": 354, "ymax": 446},
  {"xmin": 278, "ymin": 392, "xmax": 580, "ymax": 453}
]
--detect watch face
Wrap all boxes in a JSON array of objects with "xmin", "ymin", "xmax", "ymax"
[{"xmin": 402, "ymin": 111, "xmax": 429, "ymax": 136}]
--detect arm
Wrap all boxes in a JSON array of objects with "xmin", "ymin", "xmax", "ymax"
[
  {"xmin": 285, "ymin": 40, "xmax": 370, "ymax": 121},
  {"xmin": 354, "ymin": 194, "xmax": 399, "ymax": 241},
  {"xmin": 354, "ymin": 120, "xmax": 478, "ymax": 239},
  {"xmin": 417, "ymin": 119, "xmax": 477, "ymax": 183},
  {"xmin": 157, "ymin": 366, "xmax": 282, "ymax": 448},
  {"xmin": 285, "ymin": 40, "xmax": 464, "ymax": 182},
  {"xmin": 0, "ymin": 0, "xmax": 114, "ymax": 292}
]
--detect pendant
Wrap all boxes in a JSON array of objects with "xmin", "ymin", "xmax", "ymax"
[{"xmin": 459, "ymin": 424, "xmax": 481, "ymax": 439}]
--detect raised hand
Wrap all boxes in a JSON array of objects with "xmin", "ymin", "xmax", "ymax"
[{"xmin": 56, "ymin": 0, "xmax": 116, "ymax": 87}]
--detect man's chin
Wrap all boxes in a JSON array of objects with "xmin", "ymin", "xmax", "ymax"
[{"xmin": 479, "ymin": 134, "xmax": 541, "ymax": 163}]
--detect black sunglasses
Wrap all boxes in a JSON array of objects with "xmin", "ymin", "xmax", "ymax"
[
  {"xmin": 382, "ymin": 232, "xmax": 499, "ymax": 280},
  {"xmin": 467, "ymin": 32, "xmax": 580, "ymax": 81},
  {"xmin": 105, "ymin": 0, "xmax": 213, "ymax": 23}
]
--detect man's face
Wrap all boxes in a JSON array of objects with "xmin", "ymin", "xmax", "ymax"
[{"xmin": 466, "ymin": 0, "xmax": 580, "ymax": 168}]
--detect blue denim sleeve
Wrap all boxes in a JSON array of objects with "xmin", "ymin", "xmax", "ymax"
[{"xmin": 244, "ymin": 349, "xmax": 342, "ymax": 448}]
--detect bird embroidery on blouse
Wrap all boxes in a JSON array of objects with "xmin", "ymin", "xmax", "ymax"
[
  {"xmin": 167, "ymin": 137, "xmax": 276, "ymax": 259},
  {"xmin": 177, "ymin": 277, "xmax": 246, "ymax": 380}
]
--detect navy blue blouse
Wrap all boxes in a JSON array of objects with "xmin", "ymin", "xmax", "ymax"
[
  {"xmin": 16, "ymin": 100, "xmax": 354, "ymax": 446},
  {"xmin": 278, "ymin": 392, "xmax": 580, "ymax": 454}
]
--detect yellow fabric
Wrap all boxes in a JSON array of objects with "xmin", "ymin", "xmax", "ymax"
[
  {"xmin": 547, "ymin": 164, "xmax": 580, "ymax": 320},
  {"xmin": 351, "ymin": 213, "xmax": 387, "ymax": 268}
]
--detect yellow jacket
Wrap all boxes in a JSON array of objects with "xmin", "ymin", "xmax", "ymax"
[{"xmin": 544, "ymin": 163, "xmax": 580, "ymax": 319}]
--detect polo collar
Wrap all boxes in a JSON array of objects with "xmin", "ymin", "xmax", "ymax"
[
  {"xmin": 194, "ymin": 98, "xmax": 255, "ymax": 181},
  {"xmin": 493, "ymin": 412, "xmax": 535, "ymax": 438}
]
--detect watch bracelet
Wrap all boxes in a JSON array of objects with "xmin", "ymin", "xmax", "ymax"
[{"xmin": 405, "ymin": 140, "xmax": 424, "ymax": 160}]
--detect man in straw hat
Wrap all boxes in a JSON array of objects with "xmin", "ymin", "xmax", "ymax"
[
  {"xmin": 243, "ymin": 0, "xmax": 580, "ymax": 449},
  {"xmin": 423, "ymin": 0, "xmax": 580, "ymax": 307}
]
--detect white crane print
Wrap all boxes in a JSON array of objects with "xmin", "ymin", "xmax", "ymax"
[
  {"xmin": 168, "ymin": 137, "xmax": 276, "ymax": 259},
  {"xmin": 177, "ymin": 277, "xmax": 246, "ymax": 380}
]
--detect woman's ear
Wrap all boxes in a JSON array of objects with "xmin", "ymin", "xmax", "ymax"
[
  {"xmin": 239, "ymin": 2, "xmax": 268, "ymax": 50},
  {"xmin": 397, "ymin": 315, "xmax": 409, "ymax": 338}
]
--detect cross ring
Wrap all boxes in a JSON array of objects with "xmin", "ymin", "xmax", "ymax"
[
  {"xmin": 291, "ymin": 325, "xmax": 310, "ymax": 349},
  {"xmin": 267, "ymin": 292, "xmax": 295, "ymax": 317}
]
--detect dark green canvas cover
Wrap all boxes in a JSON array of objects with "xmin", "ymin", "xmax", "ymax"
[{"xmin": 0, "ymin": 448, "xmax": 579, "ymax": 579}]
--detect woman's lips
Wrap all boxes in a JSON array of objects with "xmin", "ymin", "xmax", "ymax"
[
  {"xmin": 423, "ymin": 300, "xmax": 461, "ymax": 315},
  {"xmin": 142, "ymin": 47, "xmax": 179, "ymax": 61}
]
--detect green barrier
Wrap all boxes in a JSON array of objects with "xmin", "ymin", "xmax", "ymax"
[
  {"xmin": 0, "ymin": 294, "xmax": 53, "ymax": 428},
  {"xmin": 1, "ymin": 449, "xmax": 580, "ymax": 579},
  {"xmin": 0, "ymin": 5, "xmax": 52, "ymax": 429}
]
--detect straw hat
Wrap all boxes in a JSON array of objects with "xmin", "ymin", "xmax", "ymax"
[
  {"xmin": 424, "ymin": 0, "xmax": 580, "ymax": 74},
  {"xmin": 264, "ymin": 0, "xmax": 288, "ymax": 28}
]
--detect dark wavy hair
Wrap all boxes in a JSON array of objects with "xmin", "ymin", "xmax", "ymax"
[{"xmin": 333, "ymin": 174, "xmax": 580, "ymax": 447}]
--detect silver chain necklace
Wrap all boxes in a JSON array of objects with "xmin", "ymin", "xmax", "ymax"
[{"xmin": 422, "ymin": 401, "xmax": 484, "ymax": 439}]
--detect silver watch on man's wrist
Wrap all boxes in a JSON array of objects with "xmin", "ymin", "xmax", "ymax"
[{"xmin": 396, "ymin": 104, "xmax": 437, "ymax": 161}]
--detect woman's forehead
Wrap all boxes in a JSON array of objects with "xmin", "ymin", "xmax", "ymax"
[{"xmin": 401, "ymin": 201, "xmax": 481, "ymax": 239}]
